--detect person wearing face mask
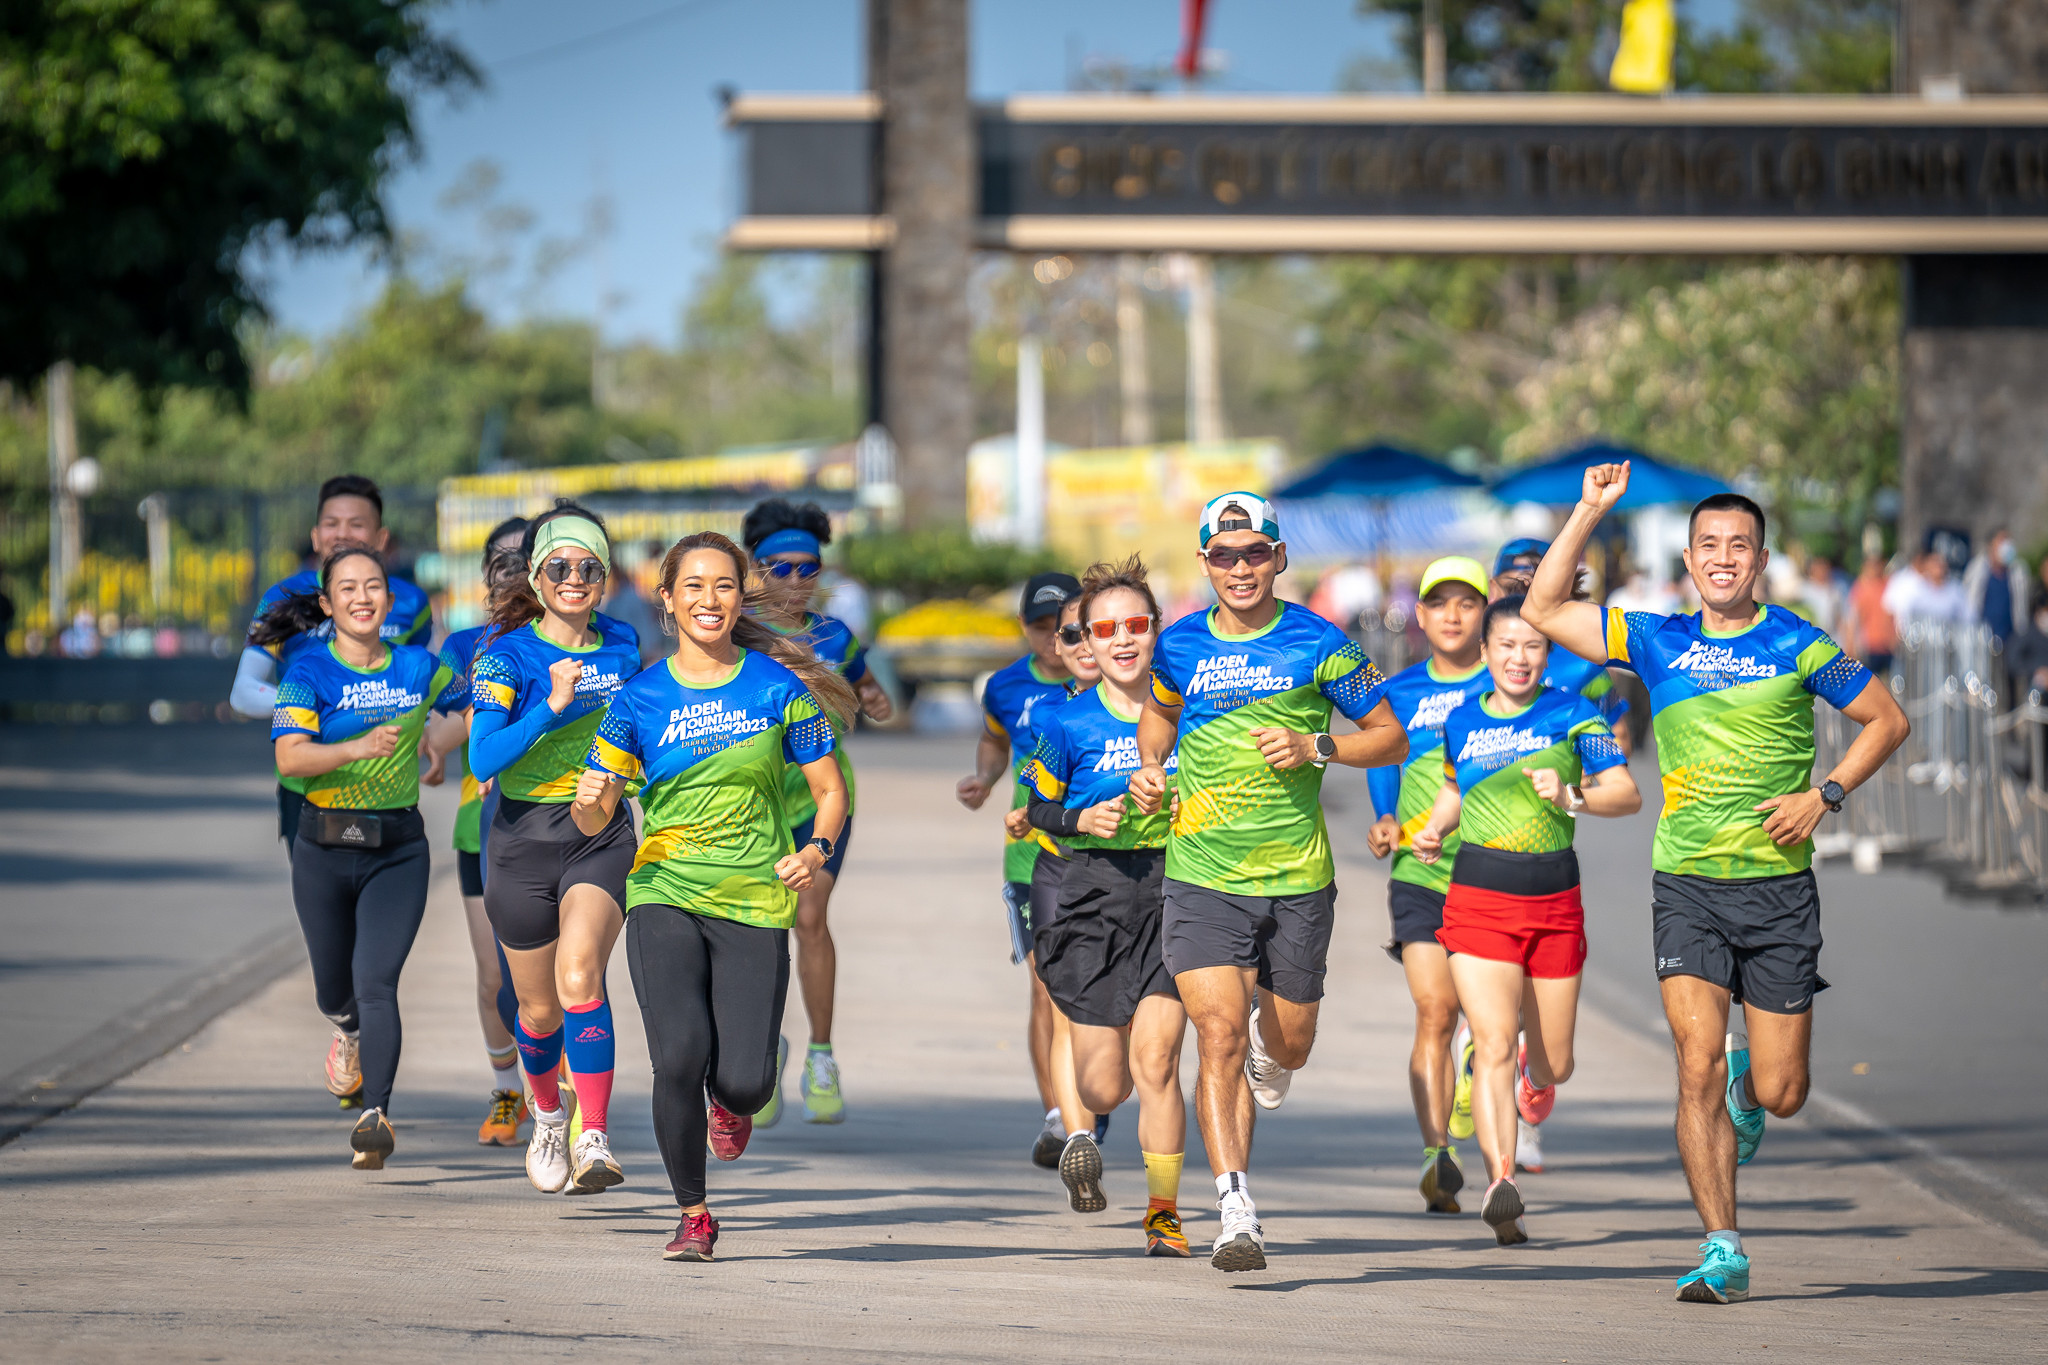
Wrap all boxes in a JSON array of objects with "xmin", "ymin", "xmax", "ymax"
[
  {"xmin": 1963, "ymin": 529, "xmax": 2031, "ymax": 650},
  {"xmin": 1522, "ymin": 464, "xmax": 1909, "ymax": 1306},
  {"xmin": 1410, "ymin": 595, "xmax": 1640, "ymax": 1246},
  {"xmin": 258, "ymin": 545, "xmax": 468, "ymax": 1169},
  {"xmin": 575, "ymin": 532, "xmax": 852, "ymax": 1263},
  {"xmin": 469, "ymin": 502, "xmax": 643, "ymax": 1199}
]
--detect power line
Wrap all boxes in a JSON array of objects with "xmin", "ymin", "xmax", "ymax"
[{"xmin": 485, "ymin": 0, "xmax": 738, "ymax": 72}]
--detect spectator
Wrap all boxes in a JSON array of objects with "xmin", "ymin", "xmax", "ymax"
[
  {"xmin": 58, "ymin": 608, "xmax": 101, "ymax": 658},
  {"xmin": 1800, "ymin": 555, "xmax": 1849, "ymax": 638},
  {"xmin": 1606, "ymin": 568, "xmax": 1679, "ymax": 617},
  {"xmin": 1883, "ymin": 544, "xmax": 1971, "ymax": 627},
  {"xmin": 2009, "ymin": 598, "xmax": 2048, "ymax": 699},
  {"xmin": 1964, "ymin": 529, "xmax": 2031, "ymax": 648},
  {"xmin": 1313, "ymin": 560, "xmax": 1383, "ymax": 631},
  {"xmin": 1848, "ymin": 554, "xmax": 1896, "ymax": 673}
]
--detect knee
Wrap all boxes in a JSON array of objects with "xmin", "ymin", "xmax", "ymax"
[
  {"xmin": 1470, "ymin": 1029, "xmax": 1516, "ymax": 1071},
  {"xmin": 519, "ymin": 1003, "xmax": 564, "ymax": 1037},
  {"xmin": 1414, "ymin": 999, "xmax": 1459, "ymax": 1043},
  {"xmin": 1752, "ymin": 1065, "xmax": 1809, "ymax": 1118},
  {"xmin": 715, "ymin": 1061, "xmax": 774, "ymax": 1115},
  {"xmin": 556, "ymin": 963, "xmax": 604, "ymax": 1006},
  {"xmin": 792, "ymin": 914, "xmax": 829, "ymax": 948},
  {"xmin": 1194, "ymin": 1015, "xmax": 1248, "ymax": 1065},
  {"xmin": 1541, "ymin": 1050, "xmax": 1576, "ymax": 1086},
  {"xmin": 1671, "ymin": 1040, "xmax": 1724, "ymax": 1098}
]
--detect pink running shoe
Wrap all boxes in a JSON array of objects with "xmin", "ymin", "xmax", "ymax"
[
  {"xmin": 706, "ymin": 1099, "xmax": 752, "ymax": 1162},
  {"xmin": 663, "ymin": 1211, "xmax": 720, "ymax": 1262},
  {"xmin": 1516, "ymin": 1040, "xmax": 1556, "ymax": 1125}
]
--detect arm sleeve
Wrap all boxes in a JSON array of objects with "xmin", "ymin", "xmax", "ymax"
[
  {"xmin": 1315, "ymin": 638, "xmax": 1389, "ymax": 723},
  {"xmin": 1366, "ymin": 764, "xmax": 1402, "ymax": 820},
  {"xmin": 587, "ymin": 697, "xmax": 642, "ymax": 781},
  {"xmin": 468, "ymin": 703, "xmax": 564, "ymax": 784},
  {"xmin": 1027, "ymin": 792, "xmax": 1085, "ymax": 837},
  {"xmin": 230, "ymin": 646, "xmax": 280, "ymax": 719}
]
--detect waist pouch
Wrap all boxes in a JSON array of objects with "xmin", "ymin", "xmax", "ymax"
[{"xmin": 307, "ymin": 806, "xmax": 424, "ymax": 849}]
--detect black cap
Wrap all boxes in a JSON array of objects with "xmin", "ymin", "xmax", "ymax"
[{"xmin": 1020, "ymin": 571, "xmax": 1081, "ymax": 623}]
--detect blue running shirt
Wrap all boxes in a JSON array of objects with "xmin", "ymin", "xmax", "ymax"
[
  {"xmin": 981, "ymin": 655, "xmax": 1075, "ymax": 881},
  {"xmin": 1023, "ymin": 685, "xmax": 1178, "ymax": 851},
  {"xmin": 272, "ymin": 643, "xmax": 466, "ymax": 810},
  {"xmin": 469, "ymin": 613, "xmax": 642, "ymax": 803},
  {"xmin": 1368, "ymin": 658, "xmax": 1491, "ymax": 893}
]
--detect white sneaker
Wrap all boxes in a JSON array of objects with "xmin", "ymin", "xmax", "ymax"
[
  {"xmin": 525, "ymin": 1110, "xmax": 570, "ymax": 1193},
  {"xmin": 1211, "ymin": 1198, "xmax": 1267, "ymax": 1272},
  {"xmin": 566, "ymin": 1128, "xmax": 623, "ymax": 1195},
  {"xmin": 1515, "ymin": 1117, "xmax": 1545, "ymax": 1174},
  {"xmin": 1244, "ymin": 1006, "xmax": 1292, "ymax": 1111}
]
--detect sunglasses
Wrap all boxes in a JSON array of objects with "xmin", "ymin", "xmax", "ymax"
[
  {"xmin": 541, "ymin": 557, "xmax": 608, "ymax": 586},
  {"xmin": 765, "ymin": 559, "xmax": 822, "ymax": 580},
  {"xmin": 1087, "ymin": 615, "xmax": 1154, "ymax": 640},
  {"xmin": 1057, "ymin": 623, "xmax": 1087, "ymax": 646},
  {"xmin": 1203, "ymin": 544, "xmax": 1276, "ymax": 570}
]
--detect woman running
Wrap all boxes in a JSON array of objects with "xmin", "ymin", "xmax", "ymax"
[
  {"xmin": 1411, "ymin": 595, "xmax": 1640, "ymax": 1245},
  {"xmin": 469, "ymin": 502, "xmax": 643, "ymax": 1197},
  {"xmin": 740, "ymin": 499, "xmax": 894, "ymax": 1125},
  {"xmin": 574, "ymin": 532, "xmax": 854, "ymax": 1263},
  {"xmin": 1023, "ymin": 556, "xmax": 1190, "ymax": 1256},
  {"xmin": 261, "ymin": 544, "xmax": 467, "ymax": 1169},
  {"xmin": 434, "ymin": 517, "xmax": 531, "ymax": 1145}
]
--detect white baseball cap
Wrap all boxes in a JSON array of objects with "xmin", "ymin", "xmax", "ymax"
[{"xmin": 1199, "ymin": 492, "xmax": 1280, "ymax": 548}]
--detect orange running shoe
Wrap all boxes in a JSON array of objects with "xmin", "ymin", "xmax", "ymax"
[
  {"xmin": 1516, "ymin": 1039, "xmax": 1555, "ymax": 1125},
  {"xmin": 478, "ymin": 1088, "xmax": 527, "ymax": 1146},
  {"xmin": 324, "ymin": 1030, "xmax": 361, "ymax": 1097},
  {"xmin": 1144, "ymin": 1204, "xmax": 1191, "ymax": 1257}
]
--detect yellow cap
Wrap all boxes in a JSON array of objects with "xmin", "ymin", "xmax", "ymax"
[{"xmin": 1418, "ymin": 555, "xmax": 1489, "ymax": 600}]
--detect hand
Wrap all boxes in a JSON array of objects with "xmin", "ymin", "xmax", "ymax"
[
  {"xmin": 1756, "ymin": 788, "xmax": 1828, "ymax": 845},
  {"xmin": 1365, "ymin": 813, "xmax": 1400, "ymax": 859},
  {"xmin": 421, "ymin": 747, "xmax": 447, "ymax": 787},
  {"xmin": 1076, "ymin": 798, "xmax": 1125, "ymax": 840},
  {"xmin": 1581, "ymin": 460, "xmax": 1632, "ymax": 515},
  {"xmin": 573, "ymin": 767, "xmax": 612, "ymax": 813},
  {"xmin": 1251, "ymin": 726, "xmax": 1315, "ymax": 770},
  {"xmin": 350, "ymin": 724, "xmax": 402, "ymax": 762},
  {"xmin": 1003, "ymin": 806, "xmax": 1032, "ymax": 839},
  {"xmin": 775, "ymin": 844, "xmax": 825, "ymax": 890},
  {"xmin": 1523, "ymin": 766, "xmax": 1566, "ymax": 807},
  {"xmin": 1411, "ymin": 824, "xmax": 1444, "ymax": 864},
  {"xmin": 1127, "ymin": 763, "xmax": 1169, "ymax": 813},
  {"xmin": 546, "ymin": 657, "xmax": 584, "ymax": 713},
  {"xmin": 859, "ymin": 677, "xmax": 895, "ymax": 723},
  {"xmin": 957, "ymin": 773, "xmax": 993, "ymax": 810},
  {"xmin": 479, "ymin": 777, "xmax": 495, "ymax": 797}
]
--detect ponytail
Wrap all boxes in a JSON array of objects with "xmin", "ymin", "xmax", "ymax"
[
  {"xmin": 657, "ymin": 531, "xmax": 859, "ymax": 729},
  {"xmin": 250, "ymin": 543, "xmax": 387, "ymax": 647}
]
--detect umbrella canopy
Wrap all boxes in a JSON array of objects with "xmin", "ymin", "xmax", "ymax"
[
  {"xmin": 1490, "ymin": 441, "xmax": 1730, "ymax": 509},
  {"xmin": 1273, "ymin": 443, "xmax": 1484, "ymax": 500}
]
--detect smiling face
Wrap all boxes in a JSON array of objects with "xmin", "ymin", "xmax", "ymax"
[
  {"xmin": 1484, "ymin": 612, "xmax": 1550, "ymax": 704},
  {"xmin": 319, "ymin": 552, "xmax": 392, "ymax": 646},
  {"xmin": 1056, "ymin": 598, "xmax": 1101, "ymax": 686},
  {"xmin": 537, "ymin": 545, "xmax": 605, "ymax": 619},
  {"xmin": 661, "ymin": 546, "xmax": 744, "ymax": 651},
  {"xmin": 1683, "ymin": 508, "xmax": 1768, "ymax": 615},
  {"xmin": 1198, "ymin": 529, "xmax": 1284, "ymax": 616},
  {"xmin": 312, "ymin": 495, "xmax": 389, "ymax": 559},
  {"xmin": 1418, "ymin": 584, "xmax": 1485, "ymax": 663},
  {"xmin": 1083, "ymin": 586, "xmax": 1152, "ymax": 689},
  {"xmin": 1024, "ymin": 612, "xmax": 1066, "ymax": 675}
]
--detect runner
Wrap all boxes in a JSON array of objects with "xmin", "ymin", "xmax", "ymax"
[
  {"xmin": 1493, "ymin": 538, "xmax": 1633, "ymax": 756},
  {"xmin": 435, "ymin": 516, "xmax": 531, "ymax": 1145},
  {"xmin": 740, "ymin": 499, "xmax": 895, "ymax": 1126},
  {"xmin": 230, "ymin": 475, "xmax": 433, "ymax": 1105},
  {"xmin": 1409, "ymin": 594, "xmax": 1640, "ymax": 1245},
  {"xmin": 1363, "ymin": 555, "xmax": 1492, "ymax": 1213},
  {"xmin": 1023, "ymin": 555, "xmax": 1191, "ymax": 1255},
  {"xmin": 575, "ymin": 531, "xmax": 855, "ymax": 1262},
  {"xmin": 957, "ymin": 572, "xmax": 1100, "ymax": 1168},
  {"xmin": 258, "ymin": 545, "xmax": 467, "ymax": 1168},
  {"xmin": 1129, "ymin": 493, "xmax": 1406, "ymax": 1271},
  {"xmin": 469, "ymin": 503, "xmax": 643, "ymax": 1197},
  {"xmin": 1521, "ymin": 463, "xmax": 1909, "ymax": 1303}
]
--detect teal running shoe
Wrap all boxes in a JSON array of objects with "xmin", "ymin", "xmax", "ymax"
[
  {"xmin": 1725, "ymin": 1046, "xmax": 1765, "ymax": 1166},
  {"xmin": 755, "ymin": 1035, "xmax": 790, "ymax": 1129},
  {"xmin": 1675, "ymin": 1238, "xmax": 1750, "ymax": 1303}
]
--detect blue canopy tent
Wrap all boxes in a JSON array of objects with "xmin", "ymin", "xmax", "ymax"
[
  {"xmin": 1270, "ymin": 443, "xmax": 1483, "ymax": 558},
  {"xmin": 1490, "ymin": 441, "xmax": 1731, "ymax": 509}
]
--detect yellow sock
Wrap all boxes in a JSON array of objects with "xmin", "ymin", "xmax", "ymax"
[{"xmin": 1142, "ymin": 1150, "xmax": 1184, "ymax": 1207}]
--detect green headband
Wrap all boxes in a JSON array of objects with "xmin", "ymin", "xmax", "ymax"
[{"xmin": 528, "ymin": 516, "xmax": 610, "ymax": 590}]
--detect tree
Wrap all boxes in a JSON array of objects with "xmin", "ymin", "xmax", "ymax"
[{"xmin": 0, "ymin": 0, "xmax": 475, "ymax": 393}]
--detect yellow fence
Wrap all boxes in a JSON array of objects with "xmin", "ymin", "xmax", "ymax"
[{"xmin": 10, "ymin": 546, "xmax": 297, "ymax": 651}]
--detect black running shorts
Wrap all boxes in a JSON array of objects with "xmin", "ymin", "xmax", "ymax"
[
  {"xmin": 1652, "ymin": 869, "xmax": 1829, "ymax": 1015},
  {"xmin": 457, "ymin": 849, "xmax": 484, "ymax": 898},
  {"xmin": 1384, "ymin": 879, "xmax": 1448, "ymax": 963},
  {"xmin": 1034, "ymin": 847, "xmax": 1177, "ymax": 1028},
  {"xmin": 1029, "ymin": 849, "xmax": 1070, "ymax": 934},
  {"xmin": 1162, "ymin": 877, "xmax": 1337, "ymax": 1004},
  {"xmin": 484, "ymin": 796, "xmax": 636, "ymax": 951}
]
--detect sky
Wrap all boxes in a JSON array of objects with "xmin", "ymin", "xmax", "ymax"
[{"xmin": 259, "ymin": 0, "xmax": 1739, "ymax": 346}]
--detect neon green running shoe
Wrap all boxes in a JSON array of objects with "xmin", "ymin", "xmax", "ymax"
[
  {"xmin": 801, "ymin": 1045, "xmax": 845, "ymax": 1124},
  {"xmin": 1448, "ymin": 1022, "xmax": 1476, "ymax": 1141},
  {"xmin": 755, "ymin": 1035, "xmax": 791, "ymax": 1129}
]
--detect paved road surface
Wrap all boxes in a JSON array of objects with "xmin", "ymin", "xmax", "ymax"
[{"xmin": 3, "ymin": 732, "xmax": 2043, "ymax": 1361}]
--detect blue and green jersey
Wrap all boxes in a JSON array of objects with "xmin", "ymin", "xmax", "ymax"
[
  {"xmin": 1023, "ymin": 684, "xmax": 1178, "ymax": 851},
  {"xmin": 1441, "ymin": 687, "xmax": 1626, "ymax": 854},
  {"xmin": 271, "ymin": 643, "xmax": 466, "ymax": 811},
  {"xmin": 469, "ymin": 613, "xmax": 641, "ymax": 803},
  {"xmin": 1367, "ymin": 657, "xmax": 1491, "ymax": 893}
]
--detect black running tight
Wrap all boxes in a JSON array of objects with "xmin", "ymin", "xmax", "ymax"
[
  {"xmin": 289, "ymin": 834, "xmax": 430, "ymax": 1114},
  {"xmin": 626, "ymin": 904, "xmax": 789, "ymax": 1207}
]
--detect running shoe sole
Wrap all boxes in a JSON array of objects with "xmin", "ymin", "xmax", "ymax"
[
  {"xmin": 663, "ymin": 1243, "xmax": 715, "ymax": 1263},
  {"xmin": 1059, "ymin": 1137, "xmax": 1107, "ymax": 1214},
  {"xmin": 1421, "ymin": 1151, "xmax": 1464, "ymax": 1214},
  {"xmin": 1211, "ymin": 1233, "xmax": 1267, "ymax": 1272},
  {"xmin": 1146, "ymin": 1232, "xmax": 1192, "ymax": 1257},
  {"xmin": 350, "ymin": 1114, "xmax": 394, "ymax": 1171},
  {"xmin": 1677, "ymin": 1276, "xmax": 1748, "ymax": 1304},
  {"xmin": 565, "ymin": 1156, "xmax": 624, "ymax": 1195},
  {"xmin": 1481, "ymin": 1181, "xmax": 1528, "ymax": 1246}
]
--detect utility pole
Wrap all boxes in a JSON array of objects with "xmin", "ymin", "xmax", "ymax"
[
  {"xmin": 1015, "ymin": 334, "xmax": 1046, "ymax": 547},
  {"xmin": 46, "ymin": 361, "xmax": 79, "ymax": 635},
  {"xmin": 1116, "ymin": 255, "xmax": 1154, "ymax": 447},
  {"xmin": 1181, "ymin": 253, "xmax": 1225, "ymax": 445},
  {"xmin": 1422, "ymin": 0, "xmax": 1447, "ymax": 94}
]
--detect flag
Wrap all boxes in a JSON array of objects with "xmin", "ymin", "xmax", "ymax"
[{"xmin": 1609, "ymin": 0, "xmax": 1674, "ymax": 94}]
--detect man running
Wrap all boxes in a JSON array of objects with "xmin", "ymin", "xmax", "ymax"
[
  {"xmin": 1364, "ymin": 555, "xmax": 1492, "ymax": 1213},
  {"xmin": 1521, "ymin": 462, "xmax": 1908, "ymax": 1304},
  {"xmin": 1129, "ymin": 493, "xmax": 1406, "ymax": 1271}
]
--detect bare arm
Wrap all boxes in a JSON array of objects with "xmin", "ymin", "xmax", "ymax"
[
  {"xmin": 957, "ymin": 730, "xmax": 1010, "ymax": 810},
  {"xmin": 777, "ymin": 754, "xmax": 850, "ymax": 889},
  {"xmin": 856, "ymin": 673, "xmax": 895, "ymax": 723},
  {"xmin": 571, "ymin": 767, "xmax": 624, "ymax": 836},
  {"xmin": 420, "ymin": 710, "xmax": 468, "ymax": 787},
  {"xmin": 1410, "ymin": 778, "xmax": 1464, "ymax": 862},
  {"xmin": 1523, "ymin": 461, "xmax": 1632, "ymax": 665},
  {"xmin": 1526, "ymin": 762, "xmax": 1642, "ymax": 817},
  {"xmin": 1756, "ymin": 674, "xmax": 1911, "ymax": 845},
  {"xmin": 275, "ymin": 726, "xmax": 399, "ymax": 779},
  {"xmin": 1128, "ymin": 694, "xmax": 1182, "ymax": 813},
  {"xmin": 1249, "ymin": 696, "xmax": 1411, "ymax": 771}
]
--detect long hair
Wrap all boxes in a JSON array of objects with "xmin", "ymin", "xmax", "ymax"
[
  {"xmin": 658, "ymin": 531, "xmax": 858, "ymax": 728},
  {"xmin": 1077, "ymin": 553, "xmax": 1160, "ymax": 624},
  {"xmin": 249, "ymin": 543, "xmax": 386, "ymax": 647},
  {"xmin": 483, "ymin": 500, "xmax": 608, "ymax": 646}
]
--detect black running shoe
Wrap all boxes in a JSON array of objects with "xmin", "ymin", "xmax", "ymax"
[
  {"xmin": 1031, "ymin": 1112, "xmax": 1064, "ymax": 1170},
  {"xmin": 1059, "ymin": 1132, "xmax": 1106, "ymax": 1213}
]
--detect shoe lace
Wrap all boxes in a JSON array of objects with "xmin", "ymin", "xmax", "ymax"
[
  {"xmin": 535, "ymin": 1122, "xmax": 565, "ymax": 1161},
  {"xmin": 806, "ymin": 1051, "xmax": 839, "ymax": 1091},
  {"xmin": 490, "ymin": 1092, "xmax": 519, "ymax": 1125},
  {"xmin": 335, "ymin": 1032, "xmax": 359, "ymax": 1068},
  {"xmin": 1146, "ymin": 1208, "xmax": 1181, "ymax": 1234},
  {"xmin": 709, "ymin": 1102, "xmax": 742, "ymax": 1136}
]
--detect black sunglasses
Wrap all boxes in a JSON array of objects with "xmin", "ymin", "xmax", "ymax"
[
  {"xmin": 1204, "ymin": 544, "xmax": 1276, "ymax": 570},
  {"xmin": 1057, "ymin": 623, "xmax": 1088, "ymax": 646},
  {"xmin": 765, "ymin": 560, "xmax": 822, "ymax": 580},
  {"xmin": 541, "ymin": 557, "xmax": 608, "ymax": 586}
]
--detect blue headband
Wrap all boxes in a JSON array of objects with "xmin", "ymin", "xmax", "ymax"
[{"xmin": 755, "ymin": 528, "xmax": 822, "ymax": 561}]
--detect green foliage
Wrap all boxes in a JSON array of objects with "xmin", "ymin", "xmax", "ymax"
[
  {"xmin": 841, "ymin": 528, "xmax": 1066, "ymax": 606},
  {"xmin": 0, "ymin": 0, "xmax": 475, "ymax": 392},
  {"xmin": 1358, "ymin": 0, "xmax": 1611, "ymax": 92}
]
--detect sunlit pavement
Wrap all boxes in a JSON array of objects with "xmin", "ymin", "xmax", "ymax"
[{"xmin": 3, "ymin": 732, "xmax": 2043, "ymax": 1362}]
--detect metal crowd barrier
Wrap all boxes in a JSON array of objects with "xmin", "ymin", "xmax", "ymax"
[{"xmin": 1815, "ymin": 619, "xmax": 2048, "ymax": 901}]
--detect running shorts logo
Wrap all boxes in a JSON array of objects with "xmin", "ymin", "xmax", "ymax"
[
  {"xmin": 1657, "ymin": 955, "xmax": 1684, "ymax": 970},
  {"xmin": 1783, "ymin": 996, "xmax": 1808, "ymax": 1011}
]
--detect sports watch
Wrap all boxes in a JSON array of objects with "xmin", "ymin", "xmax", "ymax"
[
  {"xmin": 806, "ymin": 834, "xmax": 837, "ymax": 860},
  {"xmin": 1311, "ymin": 732, "xmax": 1337, "ymax": 767},
  {"xmin": 1564, "ymin": 784, "xmax": 1587, "ymax": 815},
  {"xmin": 1818, "ymin": 779, "xmax": 1845, "ymax": 812}
]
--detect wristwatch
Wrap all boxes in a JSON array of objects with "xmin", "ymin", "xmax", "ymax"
[
  {"xmin": 806, "ymin": 833, "xmax": 836, "ymax": 860},
  {"xmin": 1818, "ymin": 779, "xmax": 1845, "ymax": 812},
  {"xmin": 1311, "ymin": 732, "xmax": 1337, "ymax": 767},
  {"xmin": 1564, "ymin": 784, "xmax": 1587, "ymax": 815}
]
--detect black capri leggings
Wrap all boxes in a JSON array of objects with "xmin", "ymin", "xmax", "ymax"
[
  {"xmin": 627, "ymin": 904, "xmax": 789, "ymax": 1208},
  {"xmin": 289, "ymin": 822, "xmax": 431, "ymax": 1114}
]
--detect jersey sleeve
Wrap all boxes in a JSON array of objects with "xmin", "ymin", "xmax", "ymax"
[
  {"xmin": 587, "ymin": 695, "xmax": 642, "ymax": 781},
  {"xmin": 842, "ymin": 639, "xmax": 870, "ymax": 685},
  {"xmin": 1570, "ymin": 711, "xmax": 1627, "ymax": 776},
  {"xmin": 1604, "ymin": 607, "xmax": 1665, "ymax": 671},
  {"xmin": 400, "ymin": 604, "xmax": 433, "ymax": 646},
  {"xmin": 1149, "ymin": 642, "xmax": 1184, "ymax": 709},
  {"xmin": 782, "ymin": 685, "xmax": 837, "ymax": 767},
  {"xmin": 429, "ymin": 662, "xmax": 468, "ymax": 715},
  {"xmin": 271, "ymin": 670, "xmax": 321, "ymax": 740},
  {"xmin": 471, "ymin": 645, "xmax": 518, "ymax": 716},
  {"xmin": 1021, "ymin": 712, "xmax": 1070, "ymax": 803},
  {"xmin": 981, "ymin": 677, "xmax": 1012, "ymax": 745},
  {"xmin": 1315, "ymin": 636, "xmax": 1389, "ymax": 723},
  {"xmin": 247, "ymin": 584, "xmax": 289, "ymax": 659},
  {"xmin": 1796, "ymin": 625, "xmax": 1874, "ymax": 709}
]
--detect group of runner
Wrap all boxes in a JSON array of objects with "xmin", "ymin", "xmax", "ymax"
[{"xmin": 237, "ymin": 460, "xmax": 1911, "ymax": 1298}]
